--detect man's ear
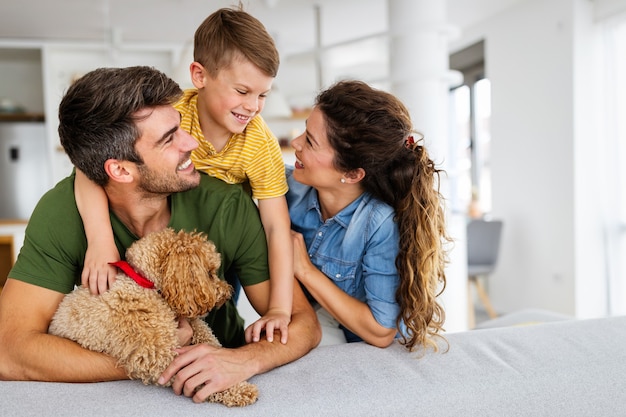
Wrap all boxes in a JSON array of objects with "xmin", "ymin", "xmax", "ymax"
[
  {"xmin": 189, "ymin": 62, "xmax": 207, "ymax": 89},
  {"xmin": 104, "ymin": 159, "xmax": 133, "ymax": 184},
  {"xmin": 345, "ymin": 168, "xmax": 366, "ymax": 184}
]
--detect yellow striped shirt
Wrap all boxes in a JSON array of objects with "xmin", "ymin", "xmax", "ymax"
[{"xmin": 176, "ymin": 89, "xmax": 288, "ymax": 200}]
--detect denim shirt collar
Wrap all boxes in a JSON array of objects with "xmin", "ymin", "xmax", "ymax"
[{"xmin": 304, "ymin": 188, "xmax": 371, "ymax": 229}]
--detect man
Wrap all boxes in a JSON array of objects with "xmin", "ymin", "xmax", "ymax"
[{"xmin": 0, "ymin": 66, "xmax": 320, "ymax": 403}]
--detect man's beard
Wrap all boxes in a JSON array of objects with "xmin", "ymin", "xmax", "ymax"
[{"xmin": 136, "ymin": 163, "xmax": 199, "ymax": 195}]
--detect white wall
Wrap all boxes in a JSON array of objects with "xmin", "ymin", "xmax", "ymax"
[{"xmin": 450, "ymin": 0, "xmax": 609, "ymax": 318}]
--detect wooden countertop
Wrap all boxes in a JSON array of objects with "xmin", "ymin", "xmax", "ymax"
[{"xmin": 0, "ymin": 219, "xmax": 28, "ymax": 226}]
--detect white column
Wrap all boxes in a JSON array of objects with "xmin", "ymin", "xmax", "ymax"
[{"xmin": 388, "ymin": 0, "xmax": 468, "ymax": 332}]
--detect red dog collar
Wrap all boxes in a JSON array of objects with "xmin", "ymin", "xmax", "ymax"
[{"xmin": 109, "ymin": 260, "xmax": 155, "ymax": 289}]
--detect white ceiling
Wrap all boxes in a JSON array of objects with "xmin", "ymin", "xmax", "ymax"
[{"xmin": 0, "ymin": 0, "xmax": 527, "ymax": 54}]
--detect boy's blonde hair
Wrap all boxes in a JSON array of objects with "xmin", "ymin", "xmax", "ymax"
[{"xmin": 194, "ymin": 5, "xmax": 280, "ymax": 78}]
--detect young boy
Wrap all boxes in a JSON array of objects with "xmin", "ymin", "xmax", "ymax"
[{"xmin": 76, "ymin": 5, "xmax": 293, "ymax": 344}]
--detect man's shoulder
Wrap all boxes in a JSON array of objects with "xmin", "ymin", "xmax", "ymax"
[
  {"xmin": 174, "ymin": 173, "xmax": 253, "ymax": 210},
  {"xmin": 11, "ymin": 174, "xmax": 83, "ymax": 294},
  {"xmin": 43, "ymin": 173, "xmax": 74, "ymax": 195},
  {"xmin": 31, "ymin": 175, "xmax": 77, "ymax": 219},
  {"xmin": 27, "ymin": 173, "xmax": 82, "ymax": 230},
  {"xmin": 195, "ymin": 172, "xmax": 248, "ymax": 196}
]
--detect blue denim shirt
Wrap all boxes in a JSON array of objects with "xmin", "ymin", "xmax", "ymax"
[{"xmin": 286, "ymin": 167, "xmax": 402, "ymax": 340}]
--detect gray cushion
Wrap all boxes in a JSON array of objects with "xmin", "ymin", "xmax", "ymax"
[
  {"xmin": 475, "ymin": 308, "xmax": 574, "ymax": 329},
  {"xmin": 2, "ymin": 315, "xmax": 625, "ymax": 416}
]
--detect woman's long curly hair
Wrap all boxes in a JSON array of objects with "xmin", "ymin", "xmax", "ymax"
[{"xmin": 315, "ymin": 80, "xmax": 451, "ymax": 352}]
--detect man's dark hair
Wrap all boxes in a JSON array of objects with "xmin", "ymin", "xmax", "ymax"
[{"xmin": 58, "ymin": 66, "xmax": 183, "ymax": 186}]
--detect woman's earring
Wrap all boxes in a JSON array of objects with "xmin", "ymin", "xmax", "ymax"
[{"xmin": 340, "ymin": 178, "xmax": 346, "ymax": 183}]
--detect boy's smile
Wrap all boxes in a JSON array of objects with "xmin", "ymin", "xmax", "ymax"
[{"xmin": 193, "ymin": 56, "xmax": 274, "ymax": 151}]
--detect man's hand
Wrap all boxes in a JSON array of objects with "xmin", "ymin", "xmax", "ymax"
[
  {"xmin": 158, "ymin": 344, "xmax": 256, "ymax": 403},
  {"xmin": 157, "ymin": 280, "xmax": 320, "ymax": 403}
]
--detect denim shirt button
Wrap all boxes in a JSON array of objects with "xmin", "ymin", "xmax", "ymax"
[
  {"xmin": 335, "ymin": 273, "xmax": 341, "ymax": 278},
  {"xmin": 318, "ymin": 231, "xmax": 323, "ymax": 237}
]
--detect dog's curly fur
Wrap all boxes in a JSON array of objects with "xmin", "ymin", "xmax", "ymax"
[{"xmin": 49, "ymin": 228, "xmax": 259, "ymax": 407}]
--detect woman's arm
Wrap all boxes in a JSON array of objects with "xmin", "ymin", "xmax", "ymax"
[
  {"xmin": 74, "ymin": 169, "xmax": 119, "ymax": 294},
  {"xmin": 291, "ymin": 231, "xmax": 396, "ymax": 348}
]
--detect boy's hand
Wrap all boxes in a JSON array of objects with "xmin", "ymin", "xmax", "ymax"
[
  {"xmin": 81, "ymin": 242, "xmax": 119, "ymax": 295},
  {"xmin": 244, "ymin": 309, "xmax": 291, "ymax": 344}
]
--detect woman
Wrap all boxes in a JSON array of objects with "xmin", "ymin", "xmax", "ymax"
[{"xmin": 287, "ymin": 80, "xmax": 450, "ymax": 351}]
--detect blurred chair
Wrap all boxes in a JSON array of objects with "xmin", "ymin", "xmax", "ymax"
[{"xmin": 467, "ymin": 219, "xmax": 503, "ymax": 328}]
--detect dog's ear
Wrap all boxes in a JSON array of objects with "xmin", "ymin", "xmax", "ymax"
[
  {"xmin": 160, "ymin": 231, "xmax": 232, "ymax": 317},
  {"xmin": 209, "ymin": 269, "xmax": 234, "ymax": 309}
]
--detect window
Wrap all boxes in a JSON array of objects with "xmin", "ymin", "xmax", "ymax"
[{"xmin": 449, "ymin": 41, "xmax": 492, "ymax": 217}]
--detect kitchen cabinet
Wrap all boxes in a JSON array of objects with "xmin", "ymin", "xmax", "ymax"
[
  {"xmin": 0, "ymin": 220, "xmax": 26, "ymax": 291},
  {"xmin": 0, "ymin": 40, "xmax": 183, "ymax": 192},
  {"xmin": 0, "ymin": 120, "xmax": 48, "ymax": 219},
  {"xmin": 0, "ymin": 46, "xmax": 44, "ymax": 115},
  {"xmin": 0, "ymin": 46, "xmax": 48, "ymax": 220}
]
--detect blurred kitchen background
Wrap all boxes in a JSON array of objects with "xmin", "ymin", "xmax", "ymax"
[{"xmin": 1, "ymin": 0, "xmax": 626, "ymax": 331}]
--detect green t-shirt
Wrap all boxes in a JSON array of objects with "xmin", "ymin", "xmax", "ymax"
[{"xmin": 9, "ymin": 172, "xmax": 269, "ymax": 347}]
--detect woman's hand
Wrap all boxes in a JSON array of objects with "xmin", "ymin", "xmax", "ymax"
[{"xmin": 291, "ymin": 231, "xmax": 314, "ymax": 284}]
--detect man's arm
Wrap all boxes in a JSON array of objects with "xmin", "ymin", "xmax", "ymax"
[
  {"xmin": 240, "ymin": 278, "xmax": 320, "ymax": 374},
  {"xmin": 159, "ymin": 279, "xmax": 320, "ymax": 403},
  {"xmin": 0, "ymin": 279, "xmax": 128, "ymax": 381}
]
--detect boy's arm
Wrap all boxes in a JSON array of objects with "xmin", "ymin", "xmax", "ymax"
[
  {"xmin": 0, "ymin": 279, "xmax": 128, "ymax": 381},
  {"xmin": 247, "ymin": 196, "xmax": 294, "ymax": 343},
  {"xmin": 74, "ymin": 169, "xmax": 119, "ymax": 294}
]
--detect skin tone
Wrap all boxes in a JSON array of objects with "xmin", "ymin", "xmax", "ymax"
[
  {"xmin": 0, "ymin": 105, "xmax": 321, "ymax": 395},
  {"xmin": 80, "ymin": 56, "xmax": 294, "ymax": 344},
  {"xmin": 289, "ymin": 108, "xmax": 397, "ymax": 348}
]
